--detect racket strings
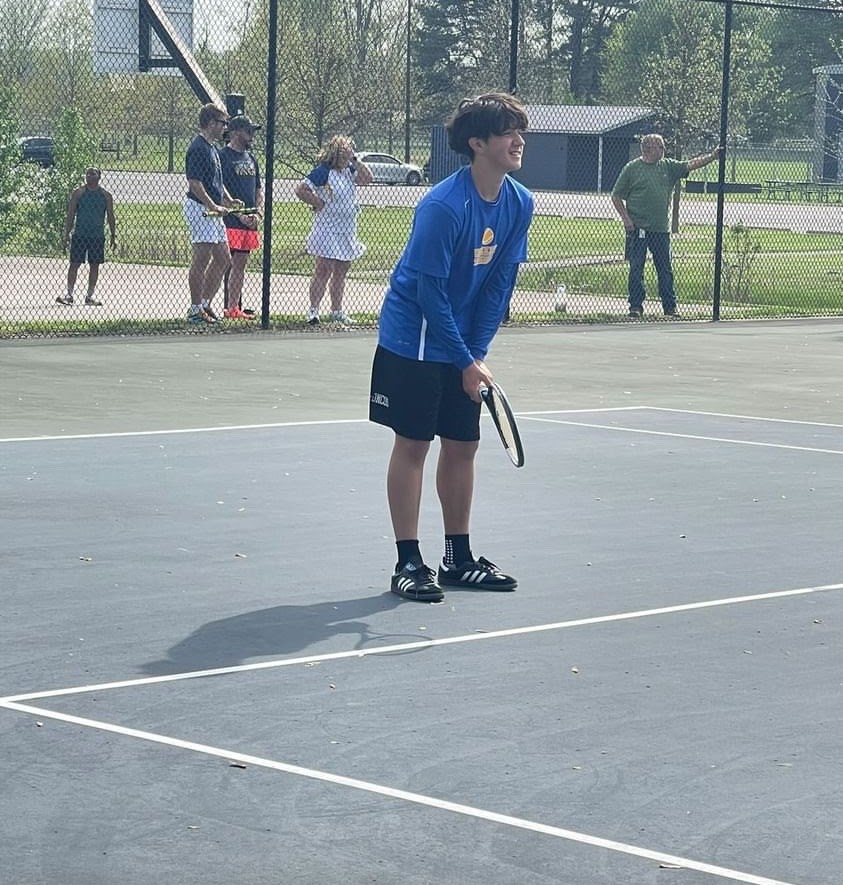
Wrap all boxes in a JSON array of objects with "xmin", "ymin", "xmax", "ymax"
[
  {"xmin": 493, "ymin": 402, "xmax": 518, "ymax": 451},
  {"xmin": 486, "ymin": 388, "xmax": 524, "ymax": 467}
]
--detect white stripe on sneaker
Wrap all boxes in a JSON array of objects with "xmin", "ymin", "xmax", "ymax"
[{"xmin": 461, "ymin": 570, "xmax": 485, "ymax": 583}]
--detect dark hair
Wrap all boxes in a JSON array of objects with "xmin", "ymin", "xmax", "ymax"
[
  {"xmin": 446, "ymin": 92, "xmax": 529, "ymax": 160},
  {"xmin": 198, "ymin": 102, "xmax": 226, "ymax": 129}
]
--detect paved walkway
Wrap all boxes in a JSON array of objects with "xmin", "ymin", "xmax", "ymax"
[
  {"xmin": 0, "ymin": 256, "xmax": 317, "ymax": 323},
  {"xmin": 0, "ymin": 256, "xmax": 645, "ymax": 327}
]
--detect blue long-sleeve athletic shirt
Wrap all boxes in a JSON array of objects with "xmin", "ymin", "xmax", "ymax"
[{"xmin": 377, "ymin": 166, "xmax": 534, "ymax": 369}]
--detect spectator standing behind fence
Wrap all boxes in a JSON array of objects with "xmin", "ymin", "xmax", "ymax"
[
  {"xmin": 294, "ymin": 136, "xmax": 373, "ymax": 325},
  {"xmin": 183, "ymin": 103, "xmax": 243, "ymax": 326},
  {"xmin": 219, "ymin": 115, "xmax": 264, "ymax": 320},
  {"xmin": 611, "ymin": 133, "xmax": 721, "ymax": 319},
  {"xmin": 57, "ymin": 167, "xmax": 116, "ymax": 307}
]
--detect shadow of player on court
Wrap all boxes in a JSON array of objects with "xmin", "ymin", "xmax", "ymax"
[{"xmin": 140, "ymin": 592, "xmax": 413, "ymax": 676}]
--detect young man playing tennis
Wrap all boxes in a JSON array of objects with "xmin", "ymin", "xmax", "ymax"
[{"xmin": 369, "ymin": 92, "xmax": 534, "ymax": 602}]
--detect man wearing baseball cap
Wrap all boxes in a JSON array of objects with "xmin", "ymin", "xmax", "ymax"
[{"xmin": 219, "ymin": 115, "xmax": 263, "ymax": 319}]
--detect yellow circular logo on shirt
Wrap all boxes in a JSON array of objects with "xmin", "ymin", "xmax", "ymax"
[{"xmin": 482, "ymin": 227, "xmax": 494, "ymax": 246}]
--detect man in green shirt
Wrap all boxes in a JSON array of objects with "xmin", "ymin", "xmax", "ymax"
[
  {"xmin": 611, "ymin": 134, "xmax": 720, "ymax": 318},
  {"xmin": 58, "ymin": 167, "xmax": 116, "ymax": 306}
]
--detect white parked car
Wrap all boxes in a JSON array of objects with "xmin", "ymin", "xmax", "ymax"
[{"xmin": 356, "ymin": 151, "xmax": 423, "ymax": 186}]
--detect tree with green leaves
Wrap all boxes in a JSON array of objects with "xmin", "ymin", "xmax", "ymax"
[
  {"xmin": 0, "ymin": 87, "xmax": 21, "ymax": 244},
  {"xmin": 602, "ymin": 0, "xmax": 780, "ymax": 231},
  {"xmin": 247, "ymin": 0, "xmax": 406, "ymax": 167},
  {"xmin": 764, "ymin": 8, "xmax": 843, "ymax": 138},
  {"xmin": 0, "ymin": 0, "xmax": 50, "ymax": 87},
  {"xmin": 45, "ymin": 0, "xmax": 96, "ymax": 115},
  {"xmin": 563, "ymin": 0, "xmax": 636, "ymax": 102},
  {"xmin": 413, "ymin": 0, "xmax": 512, "ymax": 126},
  {"xmin": 23, "ymin": 108, "xmax": 97, "ymax": 254}
]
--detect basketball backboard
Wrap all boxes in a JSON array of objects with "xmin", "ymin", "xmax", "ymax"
[{"xmin": 94, "ymin": 0, "xmax": 193, "ymax": 75}]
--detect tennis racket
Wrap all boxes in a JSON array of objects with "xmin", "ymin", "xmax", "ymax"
[
  {"xmin": 480, "ymin": 382, "xmax": 525, "ymax": 468},
  {"xmin": 202, "ymin": 207, "xmax": 260, "ymax": 217}
]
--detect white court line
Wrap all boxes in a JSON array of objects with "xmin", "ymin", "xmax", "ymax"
[
  {"xmin": 0, "ymin": 700, "xmax": 801, "ymax": 885},
  {"xmin": 3, "ymin": 582, "xmax": 841, "ymax": 704},
  {"xmin": 520, "ymin": 406, "xmax": 843, "ymax": 429},
  {"xmin": 643, "ymin": 406, "xmax": 843, "ymax": 429},
  {"xmin": 4, "ymin": 406, "xmax": 840, "ymax": 446},
  {"xmin": 522, "ymin": 416, "xmax": 843, "ymax": 456},
  {"xmin": 0, "ymin": 418, "xmax": 367, "ymax": 444},
  {"xmin": 3, "ymin": 582, "xmax": 836, "ymax": 884},
  {"xmin": 0, "ymin": 407, "xmax": 640, "ymax": 444}
]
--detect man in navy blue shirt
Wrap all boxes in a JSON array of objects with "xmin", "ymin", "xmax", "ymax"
[
  {"xmin": 183, "ymin": 103, "xmax": 243, "ymax": 325},
  {"xmin": 220, "ymin": 115, "xmax": 263, "ymax": 319}
]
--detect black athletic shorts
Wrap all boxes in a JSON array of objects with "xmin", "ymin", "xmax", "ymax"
[
  {"xmin": 69, "ymin": 234, "xmax": 105, "ymax": 265},
  {"xmin": 369, "ymin": 345, "xmax": 481, "ymax": 442}
]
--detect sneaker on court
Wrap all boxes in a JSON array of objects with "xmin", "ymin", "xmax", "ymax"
[
  {"xmin": 187, "ymin": 307, "xmax": 216, "ymax": 325},
  {"xmin": 329, "ymin": 310, "xmax": 351, "ymax": 325},
  {"xmin": 628, "ymin": 307, "xmax": 643, "ymax": 318},
  {"xmin": 391, "ymin": 561, "xmax": 444, "ymax": 602},
  {"xmin": 56, "ymin": 295, "xmax": 73, "ymax": 305},
  {"xmin": 224, "ymin": 307, "xmax": 251, "ymax": 319},
  {"xmin": 203, "ymin": 305, "xmax": 219, "ymax": 321},
  {"xmin": 306, "ymin": 307, "xmax": 320, "ymax": 325},
  {"xmin": 438, "ymin": 557, "xmax": 517, "ymax": 591},
  {"xmin": 84, "ymin": 296, "xmax": 102, "ymax": 306}
]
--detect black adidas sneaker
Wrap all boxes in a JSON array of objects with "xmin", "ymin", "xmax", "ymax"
[
  {"xmin": 391, "ymin": 561, "xmax": 444, "ymax": 602},
  {"xmin": 437, "ymin": 556, "xmax": 517, "ymax": 591}
]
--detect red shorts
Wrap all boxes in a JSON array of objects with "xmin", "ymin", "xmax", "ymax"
[{"xmin": 226, "ymin": 228, "xmax": 260, "ymax": 251}]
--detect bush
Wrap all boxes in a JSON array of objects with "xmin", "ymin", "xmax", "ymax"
[{"xmin": 20, "ymin": 108, "xmax": 97, "ymax": 254}]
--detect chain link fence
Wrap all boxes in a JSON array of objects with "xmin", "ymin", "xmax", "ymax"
[{"xmin": 3, "ymin": 0, "xmax": 843, "ymax": 338}]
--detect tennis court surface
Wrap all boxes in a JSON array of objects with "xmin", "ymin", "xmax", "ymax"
[{"xmin": 2, "ymin": 320, "xmax": 842, "ymax": 885}]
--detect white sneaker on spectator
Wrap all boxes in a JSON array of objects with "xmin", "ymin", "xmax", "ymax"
[
  {"xmin": 306, "ymin": 307, "xmax": 320, "ymax": 325},
  {"xmin": 329, "ymin": 310, "xmax": 351, "ymax": 325}
]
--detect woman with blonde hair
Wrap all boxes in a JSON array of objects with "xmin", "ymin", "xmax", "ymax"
[{"xmin": 295, "ymin": 135, "xmax": 373, "ymax": 325}]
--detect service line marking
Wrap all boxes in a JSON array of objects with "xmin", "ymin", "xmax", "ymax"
[
  {"xmin": 0, "ymin": 407, "xmax": 640, "ymax": 444},
  {"xmin": 2, "ymin": 582, "xmax": 841, "ymax": 704},
  {"xmin": 4, "ymin": 407, "xmax": 841, "ymax": 446},
  {"xmin": 522, "ymin": 416, "xmax": 843, "ymax": 456},
  {"xmin": 642, "ymin": 406, "xmax": 843, "ymax": 429}
]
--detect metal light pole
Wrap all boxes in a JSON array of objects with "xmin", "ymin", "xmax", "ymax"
[
  {"xmin": 261, "ymin": 0, "xmax": 279, "ymax": 328},
  {"xmin": 508, "ymin": 0, "xmax": 519, "ymax": 94},
  {"xmin": 712, "ymin": 0, "xmax": 733, "ymax": 323},
  {"xmin": 404, "ymin": 0, "xmax": 412, "ymax": 162}
]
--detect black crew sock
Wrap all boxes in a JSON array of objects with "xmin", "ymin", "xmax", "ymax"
[
  {"xmin": 444, "ymin": 534, "xmax": 472, "ymax": 568},
  {"xmin": 396, "ymin": 539, "xmax": 422, "ymax": 571}
]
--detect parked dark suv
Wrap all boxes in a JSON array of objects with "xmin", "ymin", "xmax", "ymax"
[{"xmin": 19, "ymin": 136, "xmax": 55, "ymax": 167}]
